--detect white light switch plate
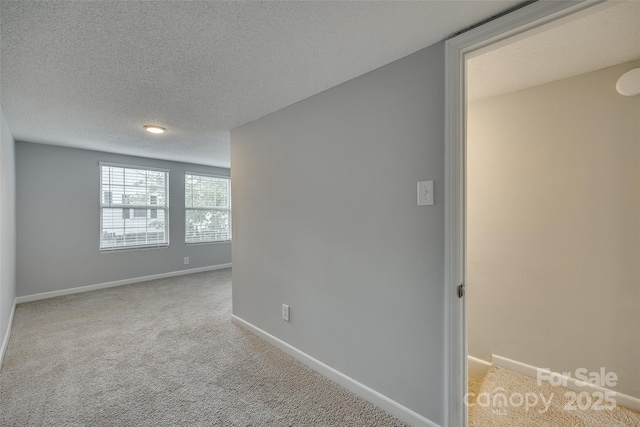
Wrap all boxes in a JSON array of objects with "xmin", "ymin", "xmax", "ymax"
[
  {"xmin": 417, "ymin": 181, "xmax": 434, "ymax": 206},
  {"xmin": 282, "ymin": 304, "xmax": 290, "ymax": 322}
]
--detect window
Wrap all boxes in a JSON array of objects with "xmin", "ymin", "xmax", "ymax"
[
  {"xmin": 185, "ymin": 173, "xmax": 230, "ymax": 243},
  {"xmin": 100, "ymin": 163, "xmax": 169, "ymax": 250}
]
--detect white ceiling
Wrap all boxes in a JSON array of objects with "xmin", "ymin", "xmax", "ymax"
[
  {"xmin": 468, "ymin": 1, "xmax": 640, "ymax": 102},
  {"xmin": 0, "ymin": 0, "xmax": 522, "ymax": 168}
]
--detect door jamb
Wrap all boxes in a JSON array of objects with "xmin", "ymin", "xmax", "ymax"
[{"xmin": 443, "ymin": 1, "xmax": 609, "ymax": 426}]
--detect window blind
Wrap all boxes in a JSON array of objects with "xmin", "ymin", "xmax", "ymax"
[
  {"xmin": 100, "ymin": 164, "xmax": 169, "ymax": 250},
  {"xmin": 185, "ymin": 173, "xmax": 230, "ymax": 243}
]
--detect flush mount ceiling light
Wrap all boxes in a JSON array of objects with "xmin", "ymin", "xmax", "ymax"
[
  {"xmin": 143, "ymin": 125, "xmax": 167, "ymax": 134},
  {"xmin": 616, "ymin": 68, "xmax": 640, "ymax": 96}
]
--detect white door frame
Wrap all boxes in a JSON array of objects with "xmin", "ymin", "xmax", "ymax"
[{"xmin": 443, "ymin": 1, "xmax": 610, "ymax": 426}]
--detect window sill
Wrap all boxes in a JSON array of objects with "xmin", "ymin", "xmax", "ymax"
[
  {"xmin": 185, "ymin": 240, "xmax": 231, "ymax": 246},
  {"xmin": 100, "ymin": 245, "xmax": 169, "ymax": 253}
]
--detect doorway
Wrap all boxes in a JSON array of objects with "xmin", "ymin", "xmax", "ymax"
[{"xmin": 444, "ymin": 1, "xmax": 640, "ymax": 426}]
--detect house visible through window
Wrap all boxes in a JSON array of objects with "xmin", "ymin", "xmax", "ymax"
[
  {"xmin": 133, "ymin": 208, "xmax": 147, "ymax": 218},
  {"xmin": 185, "ymin": 173, "xmax": 230, "ymax": 243},
  {"xmin": 150, "ymin": 195, "xmax": 158, "ymax": 219},
  {"xmin": 100, "ymin": 163, "xmax": 169, "ymax": 250}
]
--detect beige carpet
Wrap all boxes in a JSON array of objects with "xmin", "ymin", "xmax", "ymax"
[
  {"xmin": 469, "ymin": 366, "xmax": 640, "ymax": 426},
  {"xmin": 0, "ymin": 269, "xmax": 405, "ymax": 426}
]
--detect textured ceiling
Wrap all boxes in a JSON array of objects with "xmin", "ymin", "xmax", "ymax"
[
  {"xmin": 0, "ymin": 0, "xmax": 523, "ymax": 168},
  {"xmin": 468, "ymin": 1, "xmax": 640, "ymax": 101}
]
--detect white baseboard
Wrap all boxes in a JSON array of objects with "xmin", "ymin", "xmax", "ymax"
[
  {"xmin": 15, "ymin": 264, "xmax": 232, "ymax": 304},
  {"xmin": 492, "ymin": 354, "xmax": 640, "ymax": 413},
  {"xmin": 0, "ymin": 299, "xmax": 16, "ymax": 368},
  {"xmin": 491, "ymin": 354, "xmax": 540, "ymax": 378},
  {"xmin": 231, "ymin": 315, "xmax": 439, "ymax": 427},
  {"xmin": 468, "ymin": 355, "xmax": 492, "ymax": 377}
]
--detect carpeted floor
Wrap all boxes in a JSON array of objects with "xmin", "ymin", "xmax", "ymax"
[
  {"xmin": 0, "ymin": 269, "xmax": 405, "ymax": 426},
  {"xmin": 469, "ymin": 366, "xmax": 640, "ymax": 426}
]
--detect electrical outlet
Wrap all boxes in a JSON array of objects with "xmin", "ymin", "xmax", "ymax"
[
  {"xmin": 184, "ymin": 257, "xmax": 189, "ymax": 265},
  {"xmin": 282, "ymin": 304, "xmax": 290, "ymax": 322}
]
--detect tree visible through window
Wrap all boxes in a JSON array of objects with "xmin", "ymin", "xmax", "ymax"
[
  {"xmin": 100, "ymin": 164, "xmax": 169, "ymax": 250},
  {"xmin": 185, "ymin": 173, "xmax": 230, "ymax": 243}
]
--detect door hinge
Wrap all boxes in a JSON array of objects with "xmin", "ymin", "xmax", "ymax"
[{"xmin": 457, "ymin": 283, "xmax": 465, "ymax": 299}]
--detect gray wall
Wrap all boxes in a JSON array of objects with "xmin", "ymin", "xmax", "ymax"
[
  {"xmin": 16, "ymin": 142, "xmax": 231, "ymax": 297},
  {"xmin": 231, "ymin": 42, "xmax": 445, "ymax": 424},
  {"xmin": 0, "ymin": 108, "xmax": 16, "ymax": 348},
  {"xmin": 467, "ymin": 60, "xmax": 640, "ymax": 398}
]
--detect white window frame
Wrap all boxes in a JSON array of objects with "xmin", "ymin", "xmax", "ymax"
[
  {"xmin": 184, "ymin": 172, "xmax": 231, "ymax": 244},
  {"xmin": 99, "ymin": 162, "xmax": 170, "ymax": 251}
]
